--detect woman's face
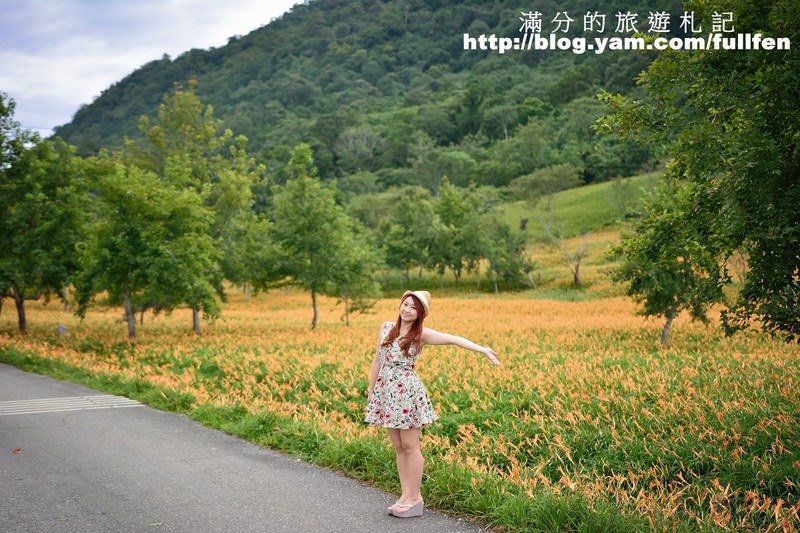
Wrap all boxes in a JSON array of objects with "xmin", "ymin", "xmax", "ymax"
[{"xmin": 399, "ymin": 297, "xmax": 419, "ymax": 323}]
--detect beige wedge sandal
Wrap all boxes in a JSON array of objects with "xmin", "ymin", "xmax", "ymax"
[{"xmin": 390, "ymin": 501, "xmax": 424, "ymax": 518}]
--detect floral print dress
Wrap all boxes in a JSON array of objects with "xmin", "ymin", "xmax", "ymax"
[{"xmin": 365, "ymin": 321, "xmax": 439, "ymax": 429}]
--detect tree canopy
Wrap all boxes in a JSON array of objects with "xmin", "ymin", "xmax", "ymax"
[
  {"xmin": 0, "ymin": 136, "xmax": 85, "ymax": 332},
  {"xmin": 75, "ymin": 157, "xmax": 220, "ymax": 339},
  {"xmin": 601, "ymin": 0, "xmax": 800, "ymax": 341},
  {"xmin": 1, "ymin": 93, "xmax": 86, "ymax": 331},
  {"xmin": 272, "ymin": 143, "xmax": 380, "ymax": 329}
]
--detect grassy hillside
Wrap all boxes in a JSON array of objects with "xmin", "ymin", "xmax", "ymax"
[{"xmin": 500, "ymin": 171, "xmax": 660, "ymax": 243}]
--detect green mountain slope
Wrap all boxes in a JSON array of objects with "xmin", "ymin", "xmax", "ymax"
[{"xmin": 55, "ymin": 0, "xmax": 682, "ymax": 187}]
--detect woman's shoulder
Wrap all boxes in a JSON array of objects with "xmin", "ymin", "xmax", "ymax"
[
  {"xmin": 420, "ymin": 326, "xmax": 446, "ymax": 345},
  {"xmin": 378, "ymin": 321, "xmax": 394, "ymax": 339},
  {"xmin": 420, "ymin": 326, "xmax": 437, "ymax": 338}
]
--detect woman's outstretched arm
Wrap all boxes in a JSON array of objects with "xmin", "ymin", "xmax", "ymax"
[{"xmin": 421, "ymin": 327, "xmax": 502, "ymax": 366}]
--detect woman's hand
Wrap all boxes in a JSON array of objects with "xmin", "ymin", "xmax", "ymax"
[{"xmin": 483, "ymin": 348, "xmax": 502, "ymax": 366}]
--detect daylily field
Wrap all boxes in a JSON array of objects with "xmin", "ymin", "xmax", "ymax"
[{"xmin": 1, "ymin": 283, "xmax": 798, "ymax": 531}]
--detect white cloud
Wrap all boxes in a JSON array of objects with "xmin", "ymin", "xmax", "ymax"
[{"xmin": 0, "ymin": 0, "xmax": 299, "ymax": 136}]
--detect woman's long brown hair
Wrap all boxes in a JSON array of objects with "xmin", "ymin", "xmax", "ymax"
[{"xmin": 381, "ymin": 294, "xmax": 425, "ymax": 356}]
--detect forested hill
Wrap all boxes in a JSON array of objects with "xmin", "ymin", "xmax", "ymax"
[{"xmin": 55, "ymin": 0, "xmax": 682, "ymax": 186}]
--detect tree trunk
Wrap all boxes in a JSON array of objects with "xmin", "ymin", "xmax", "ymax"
[
  {"xmin": 311, "ymin": 289, "xmax": 318, "ymax": 330},
  {"xmin": 193, "ymin": 307, "xmax": 201, "ymax": 335},
  {"xmin": 476, "ymin": 265, "xmax": 481, "ymax": 289},
  {"xmin": 62, "ymin": 288, "xmax": 70, "ymax": 312},
  {"xmin": 344, "ymin": 297, "xmax": 350, "ymax": 327},
  {"xmin": 572, "ymin": 259, "xmax": 581, "ymax": 287},
  {"xmin": 661, "ymin": 308, "xmax": 676, "ymax": 347},
  {"xmin": 12, "ymin": 284, "xmax": 27, "ymax": 333},
  {"xmin": 123, "ymin": 289, "xmax": 137, "ymax": 339},
  {"xmin": 493, "ymin": 270, "xmax": 499, "ymax": 294}
]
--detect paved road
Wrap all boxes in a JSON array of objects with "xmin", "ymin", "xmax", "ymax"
[{"xmin": 0, "ymin": 363, "xmax": 486, "ymax": 533}]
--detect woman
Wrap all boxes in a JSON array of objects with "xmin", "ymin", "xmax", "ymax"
[{"xmin": 365, "ymin": 290, "xmax": 502, "ymax": 518}]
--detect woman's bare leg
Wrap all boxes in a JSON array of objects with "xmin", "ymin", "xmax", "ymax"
[
  {"xmin": 400, "ymin": 428, "xmax": 423, "ymax": 502},
  {"xmin": 388, "ymin": 427, "xmax": 423, "ymax": 510},
  {"xmin": 386, "ymin": 428, "xmax": 406, "ymax": 504}
]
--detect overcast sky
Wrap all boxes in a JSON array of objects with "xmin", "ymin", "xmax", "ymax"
[{"xmin": 0, "ymin": 0, "xmax": 299, "ymax": 137}]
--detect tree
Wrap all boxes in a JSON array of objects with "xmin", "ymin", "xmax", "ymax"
[
  {"xmin": 0, "ymin": 92, "xmax": 34, "ymax": 319},
  {"xmin": 433, "ymin": 178, "xmax": 475, "ymax": 285},
  {"xmin": 272, "ymin": 144, "xmax": 376, "ymax": 329},
  {"xmin": 561, "ymin": 236, "xmax": 588, "ymax": 288},
  {"xmin": 377, "ymin": 186, "xmax": 439, "ymax": 283},
  {"xmin": 546, "ymin": 64, "xmax": 598, "ymax": 106},
  {"xmin": 600, "ymin": 0, "xmax": 800, "ymax": 341},
  {"xmin": 510, "ymin": 163, "xmax": 582, "ymax": 210},
  {"xmin": 453, "ymin": 82, "xmax": 486, "ymax": 141},
  {"xmin": 75, "ymin": 157, "xmax": 219, "ymax": 339},
  {"xmin": 328, "ymin": 220, "xmax": 383, "ymax": 326},
  {"xmin": 0, "ymin": 136, "xmax": 85, "ymax": 332},
  {"xmin": 408, "ymin": 132, "xmax": 448, "ymax": 192},
  {"xmin": 434, "ymin": 182, "xmax": 535, "ymax": 292},
  {"xmin": 334, "ymin": 125, "xmax": 381, "ymax": 173},
  {"xmin": 484, "ymin": 217, "xmax": 535, "ymax": 292},
  {"xmin": 436, "ymin": 150, "xmax": 476, "ymax": 188},
  {"xmin": 610, "ymin": 184, "xmax": 727, "ymax": 347},
  {"xmin": 130, "ymin": 82, "xmax": 271, "ymax": 332},
  {"xmin": 132, "ymin": 80, "xmax": 230, "ymax": 186},
  {"xmin": 556, "ymin": 97, "xmax": 649, "ymax": 183},
  {"xmin": 484, "ymin": 104, "xmax": 518, "ymax": 141},
  {"xmin": 494, "ymin": 118, "xmax": 553, "ymax": 180},
  {"xmin": 221, "ymin": 212, "xmax": 278, "ymax": 301},
  {"xmin": 207, "ymin": 138, "xmax": 279, "ymax": 304}
]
